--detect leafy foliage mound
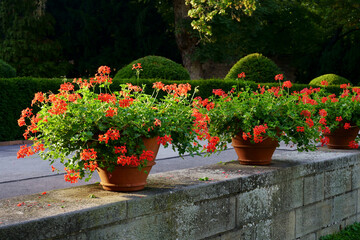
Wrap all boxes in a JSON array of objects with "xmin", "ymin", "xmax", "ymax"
[
  {"xmin": 114, "ymin": 56, "xmax": 190, "ymax": 80},
  {"xmin": 309, "ymin": 74, "xmax": 351, "ymax": 86},
  {"xmin": 0, "ymin": 59, "xmax": 16, "ymax": 78},
  {"xmin": 320, "ymin": 222, "xmax": 360, "ymax": 240},
  {"xmin": 225, "ymin": 53, "xmax": 282, "ymax": 83}
]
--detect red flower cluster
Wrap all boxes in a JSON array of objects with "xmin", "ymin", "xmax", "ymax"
[
  {"xmin": 319, "ymin": 109, "xmax": 327, "ymax": 117},
  {"xmin": 98, "ymin": 128, "xmax": 120, "ymax": 144},
  {"xmin": 296, "ymin": 126, "xmax": 305, "ymax": 132},
  {"xmin": 98, "ymin": 66, "xmax": 111, "ymax": 75},
  {"xmin": 157, "ymin": 135, "xmax": 172, "ymax": 145},
  {"xmin": 192, "ymin": 108, "xmax": 210, "ymax": 140},
  {"xmin": 238, "ymin": 72, "xmax": 246, "ymax": 79},
  {"xmin": 153, "ymin": 81, "xmax": 165, "ymax": 90},
  {"xmin": 163, "ymin": 83, "xmax": 192, "ymax": 97},
  {"xmin": 154, "ymin": 118, "xmax": 161, "ymax": 127},
  {"xmin": 306, "ymin": 118, "xmax": 314, "ymax": 128},
  {"xmin": 119, "ymin": 97, "xmax": 134, "ymax": 108},
  {"xmin": 114, "ymin": 146, "xmax": 127, "ymax": 154},
  {"xmin": 213, "ymin": 89, "xmax": 228, "ymax": 98},
  {"xmin": 335, "ymin": 116, "xmax": 343, "ymax": 122},
  {"xmin": 242, "ymin": 132, "xmax": 252, "ymax": 140},
  {"xmin": 320, "ymin": 136, "xmax": 329, "ymax": 147},
  {"xmin": 344, "ymin": 123, "xmax": 351, "ymax": 129},
  {"xmin": 64, "ymin": 168, "xmax": 80, "ymax": 183},
  {"xmin": 117, "ymin": 150, "xmax": 154, "ymax": 167},
  {"xmin": 127, "ymin": 83, "xmax": 142, "ymax": 92},
  {"xmin": 340, "ymin": 83, "xmax": 350, "ymax": 89},
  {"xmin": 60, "ymin": 82, "xmax": 75, "ymax": 92},
  {"xmin": 84, "ymin": 161, "xmax": 98, "ymax": 172},
  {"xmin": 300, "ymin": 110, "xmax": 311, "ymax": 118},
  {"xmin": 253, "ymin": 124, "xmax": 268, "ymax": 143},
  {"xmin": 283, "ymin": 81, "xmax": 292, "ymax": 89},
  {"xmin": 31, "ymin": 92, "xmax": 45, "ymax": 106},
  {"xmin": 80, "ymin": 148, "xmax": 97, "ymax": 161},
  {"xmin": 349, "ymin": 140, "xmax": 359, "ymax": 149},
  {"xmin": 48, "ymin": 95, "xmax": 68, "ymax": 115},
  {"xmin": 73, "ymin": 78, "xmax": 93, "ymax": 89},
  {"xmin": 203, "ymin": 136, "xmax": 220, "ymax": 152},
  {"xmin": 97, "ymin": 93, "xmax": 116, "ymax": 104},
  {"xmin": 274, "ymin": 74, "xmax": 284, "ymax": 81},
  {"xmin": 105, "ymin": 107, "xmax": 118, "ymax": 117},
  {"xmin": 321, "ymin": 80, "xmax": 329, "ymax": 86},
  {"xmin": 132, "ymin": 63, "xmax": 142, "ymax": 70},
  {"xmin": 17, "ymin": 143, "xmax": 45, "ymax": 158}
]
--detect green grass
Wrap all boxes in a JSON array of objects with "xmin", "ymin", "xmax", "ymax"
[{"xmin": 320, "ymin": 223, "xmax": 360, "ymax": 240}]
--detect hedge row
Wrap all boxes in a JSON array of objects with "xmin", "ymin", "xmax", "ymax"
[{"xmin": 0, "ymin": 77, "xmax": 345, "ymax": 141}]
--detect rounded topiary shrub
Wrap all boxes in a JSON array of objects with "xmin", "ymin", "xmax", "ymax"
[
  {"xmin": 309, "ymin": 74, "xmax": 351, "ymax": 86},
  {"xmin": 225, "ymin": 53, "xmax": 283, "ymax": 83},
  {"xmin": 114, "ymin": 56, "xmax": 190, "ymax": 80},
  {"xmin": 0, "ymin": 59, "xmax": 16, "ymax": 78}
]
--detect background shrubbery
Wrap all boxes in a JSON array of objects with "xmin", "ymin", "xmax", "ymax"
[
  {"xmin": 309, "ymin": 74, "xmax": 351, "ymax": 86},
  {"xmin": 225, "ymin": 53, "xmax": 283, "ymax": 83},
  {"xmin": 114, "ymin": 56, "xmax": 190, "ymax": 81},
  {"xmin": 0, "ymin": 59, "xmax": 16, "ymax": 78}
]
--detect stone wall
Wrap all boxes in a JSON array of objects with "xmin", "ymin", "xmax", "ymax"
[{"xmin": 0, "ymin": 149, "xmax": 359, "ymax": 240}]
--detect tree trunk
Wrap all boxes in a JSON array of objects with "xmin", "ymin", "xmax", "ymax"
[
  {"xmin": 173, "ymin": 0, "xmax": 203, "ymax": 79},
  {"xmin": 34, "ymin": 0, "xmax": 47, "ymax": 17}
]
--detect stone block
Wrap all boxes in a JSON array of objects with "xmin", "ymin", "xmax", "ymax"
[
  {"xmin": 295, "ymin": 200, "xmax": 332, "ymax": 238},
  {"xmin": 352, "ymin": 164, "xmax": 360, "ymax": 190},
  {"xmin": 271, "ymin": 211, "xmax": 296, "ymax": 240},
  {"xmin": 345, "ymin": 215, "xmax": 357, "ymax": 226},
  {"xmin": 175, "ymin": 196, "xmax": 236, "ymax": 239},
  {"xmin": 297, "ymin": 233, "xmax": 316, "ymax": 240},
  {"xmin": 79, "ymin": 211, "xmax": 176, "ymax": 240},
  {"xmin": 255, "ymin": 219, "xmax": 271, "ymax": 240},
  {"xmin": 275, "ymin": 178, "xmax": 303, "ymax": 211},
  {"xmin": 304, "ymin": 173, "xmax": 324, "ymax": 205},
  {"xmin": 207, "ymin": 223, "xmax": 256, "ymax": 240},
  {"xmin": 237, "ymin": 185, "xmax": 279, "ymax": 225},
  {"xmin": 324, "ymin": 168, "xmax": 351, "ymax": 198},
  {"xmin": 333, "ymin": 191, "xmax": 357, "ymax": 222},
  {"xmin": 317, "ymin": 222, "xmax": 344, "ymax": 239},
  {"xmin": 0, "ymin": 201, "xmax": 128, "ymax": 240}
]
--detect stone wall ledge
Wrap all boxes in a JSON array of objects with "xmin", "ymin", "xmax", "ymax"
[{"xmin": 0, "ymin": 148, "xmax": 359, "ymax": 240}]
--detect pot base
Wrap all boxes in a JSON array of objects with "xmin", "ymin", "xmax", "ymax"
[
  {"xmin": 97, "ymin": 161, "xmax": 156, "ymax": 192},
  {"xmin": 324, "ymin": 126, "xmax": 359, "ymax": 149},
  {"xmin": 232, "ymin": 134, "xmax": 278, "ymax": 165}
]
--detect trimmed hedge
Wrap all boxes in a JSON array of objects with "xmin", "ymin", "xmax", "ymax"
[
  {"xmin": 309, "ymin": 73, "xmax": 351, "ymax": 86},
  {"xmin": 225, "ymin": 53, "xmax": 283, "ymax": 83},
  {"xmin": 0, "ymin": 77, "xmax": 64, "ymax": 141},
  {"xmin": 114, "ymin": 55, "xmax": 190, "ymax": 81},
  {"xmin": 0, "ymin": 77, "xmax": 346, "ymax": 141},
  {"xmin": 0, "ymin": 59, "xmax": 16, "ymax": 78}
]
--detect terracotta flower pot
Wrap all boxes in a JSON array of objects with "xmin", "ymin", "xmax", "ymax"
[
  {"xmin": 232, "ymin": 133, "xmax": 279, "ymax": 165},
  {"xmin": 97, "ymin": 136, "xmax": 160, "ymax": 191},
  {"xmin": 324, "ymin": 125, "xmax": 359, "ymax": 149}
]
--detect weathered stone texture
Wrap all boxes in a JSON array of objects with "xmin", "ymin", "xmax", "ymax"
[
  {"xmin": 304, "ymin": 173, "xmax": 324, "ymax": 205},
  {"xmin": 324, "ymin": 168, "xmax": 351, "ymax": 198},
  {"xmin": 295, "ymin": 200, "xmax": 332, "ymax": 238},
  {"xmin": 332, "ymin": 191, "xmax": 357, "ymax": 223}
]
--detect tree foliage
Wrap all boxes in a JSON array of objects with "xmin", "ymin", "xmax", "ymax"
[
  {"xmin": 0, "ymin": 0, "xmax": 70, "ymax": 77},
  {"xmin": 185, "ymin": 0, "xmax": 257, "ymax": 37}
]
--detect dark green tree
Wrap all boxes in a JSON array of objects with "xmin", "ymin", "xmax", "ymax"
[{"xmin": 0, "ymin": 0, "xmax": 70, "ymax": 77}]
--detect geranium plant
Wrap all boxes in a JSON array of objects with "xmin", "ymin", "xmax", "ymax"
[
  {"xmin": 17, "ymin": 66, "xmax": 202, "ymax": 182},
  {"xmin": 193, "ymin": 73, "xmax": 323, "ymax": 152},
  {"xmin": 312, "ymin": 82, "xmax": 360, "ymax": 148}
]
